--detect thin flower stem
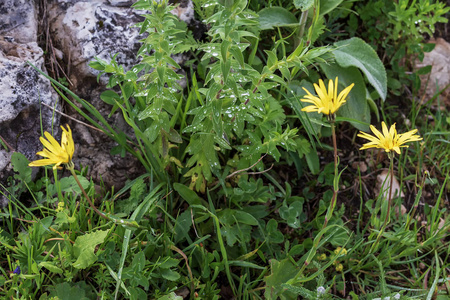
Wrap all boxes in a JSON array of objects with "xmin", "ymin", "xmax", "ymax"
[
  {"xmin": 68, "ymin": 165, "xmax": 108, "ymax": 221},
  {"xmin": 370, "ymin": 155, "xmax": 394, "ymax": 252},
  {"xmin": 323, "ymin": 121, "xmax": 339, "ymax": 230},
  {"xmin": 297, "ymin": 119, "xmax": 339, "ymax": 276}
]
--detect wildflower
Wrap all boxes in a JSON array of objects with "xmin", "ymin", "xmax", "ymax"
[
  {"xmin": 55, "ymin": 201, "xmax": 65, "ymax": 212},
  {"xmin": 29, "ymin": 125, "xmax": 75, "ymax": 169},
  {"xmin": 13, "ymin": 266, "xmax": 20, "ymax": 275},
  {"xmin": 334, "ymin": 247, "xmax": 347, "ymax": 256},
  {"xmin": 300, "ymin": 77, "xmax": 354, "ymax": 116},
  {"xmin": 357, "ymin": 122, "xmax": 422, "ymax": 155},
  {"xmin": 317, "ymin": 253, "xmax": 327, "ymax": 260},
  {"xmin": 317, "ymin": 286, "xmax": 326, "ymax": 295},
  {"xmin": 335, "ymin": 263, "xmax": 343, "ymax": 272},
  {"xmin": 394, "ymin": 293, "xmax": 401, "ymax": 300}
]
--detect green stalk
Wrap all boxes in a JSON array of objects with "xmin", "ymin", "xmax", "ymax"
[
  {"xmin": 67, "ymin": 162, "xmax": 108, "ymax": 221},
  {"xmin": 370, "ymin": 154, "xmax": 394, "ymax": 253},
  {"xmin": 298, "ymin": 117, "xmax": 340, "ymax": 274}
]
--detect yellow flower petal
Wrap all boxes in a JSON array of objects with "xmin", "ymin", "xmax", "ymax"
[
  {"xmin": 29, "ymin": 125, "xmax": 75, "ymax": 168},
  {"xmin": 358, "ymin": 121, "xmax": 422, "ymax": 154},
  {"xmin": 300, "ymin": 77, "xmax": 354, "ymax": 115}
]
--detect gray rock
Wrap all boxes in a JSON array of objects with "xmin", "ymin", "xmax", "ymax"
[
  {"xmin": 48, "ymin": 0, "xmax": 145, "ymax": 90},
  {"xmin": 0, "ymin": 40, "xmax": 60, "ymax": 195},
  {"xmin": 0, "ymin": 0, "xmax": 38, "ymax": 43}
]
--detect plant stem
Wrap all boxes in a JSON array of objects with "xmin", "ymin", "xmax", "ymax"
[
  {"xmin": 298, "ymin": 119, "xmax": 339, "ymax": 275},
  {"xmin": 67, "ymin": 164, "xmax": 108, "ymax": 221},
  {"xmin": 323, "ymin": 120, "xmax": 339, "ymax": 230},
  {"xmin": 370, "ymin": 155, "xmax": 394, "ymax": 252}
]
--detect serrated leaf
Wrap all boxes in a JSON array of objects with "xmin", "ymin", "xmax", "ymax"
[
  {"xmin": 334, "ymin": 38, "xmax": 387, "ymax": 101},
  {"xmin": 73, "ymin": 230, "xmax": 108, "ymax": 269},
  {"xmin": 12, "ymin": 152, "xmax": 31, "ymax": 183},
  {"xmin": 258, "ymin": 7, "xmax": 298, "ymax": 30},
  {"xmin": 159, "ymin": 257, "xmax": 179, "ymax": 269},
  {"xmin": 160, "ymin": 268, "xmax": 180, "ymax": 281}
]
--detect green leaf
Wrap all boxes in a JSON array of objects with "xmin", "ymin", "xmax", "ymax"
[
  {"xmin": 50, "ymin": 282, "xmax": 94, "ymax": 300},
  {"xmin": 266, "ymin": 219, "xmax": 284, "ymax": 244},
  {"xmin": 305, "ymin": 147, "xmax": 320, "ymax": 175},
  {"xmin": 158, "ymin": 292, "xmax": 183, "ymax": 300},
  {"xmin": 258, "ymin": 7, "xmax": 298, "ymax": 30},
  {"xmin": 229, "ymin": 260, "xmax": 266, "ymax": 270},
  {"xmin": 39, "ymin": 262, "xmax": 63, "ymax": 274},
  {"xmin": 294, "ymin": 0, "xmax": 313, "ymax": 11},
  {"xmin": 12, "ymin": 152, "xmax": 31, "ymax": 183},
  {"xmin": 320, "ymin": 0, "xmax": 343, "ymax": 16},
  {"xmin": 334, "ymin": 38, "xmax": 387, "ymax": 101},
  {"xmin": 59, "ymin": 176, "xmax": 91, "ymax": 195},
  {"xmin": 100, "ymin": 90, "xmax": 121, "ymax": 106},
  {"xmin": 160, "ymin": 268, "xmax": 180, "ymax": 281},
  {"xmin": 173, "ymin": 183, "xmax": 203, "ymax": 205},
  {"xmin": 159, "ymin": 257, "xmax": 180, "ymax": 269},
  {"xmin": 264, "ymin": 258, "xmax": 299, "ymax": 299},
  {"xmin": 73, "ymin": 230, "xmax": 108, "ymax": 269}
]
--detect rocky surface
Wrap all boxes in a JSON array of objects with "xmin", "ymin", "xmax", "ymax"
[
  {"xmin": 0, "ymin": 39, "xmax": 60, "ymax": 205},
  {"xmin": 416, "ymin": 38, "xmax": 450, "ymax": 106},
  {"xmin": 0, "ymin": 0, "xmax": 38, "ymax": 43},
  {"xmin": 0, "ymin": 0, "xmax": 198, "ymax": 205},
  {"xmin": 47, "ymin": 0, "xmax": 145, "ymax": 92}
]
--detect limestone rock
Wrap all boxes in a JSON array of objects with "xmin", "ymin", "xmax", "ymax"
[
  {"xmin": 48, "ymin": 0, "xmax": 145, "ymax": 91},
  {"xmin": 0, "ymin": 40, "xmax": 60, "ymax": 190},
  {"xmin": 0, "ymin": 0, "xmax": 38, "ymax": 43}
]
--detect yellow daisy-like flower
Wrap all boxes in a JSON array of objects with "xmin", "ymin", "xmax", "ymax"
[
  {"xmin": 300, "ymin": 77, "xmax": 354, "ymax": 115},
  {"xmin": 29, "ymin": 125, "xmax": 75, "ymax": 169},
  {"xmin": 358, "ymin": 122, "xmax": 422, "ymax": 154}
]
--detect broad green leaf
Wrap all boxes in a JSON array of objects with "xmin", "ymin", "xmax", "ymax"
[
  {"xmin": 264, "ymin": 258, "xmax": 299, "ymax": 299},
  {"xmin": 173, "ymin": 183, "xmax": 203, "ymax": 205},
  {"xmin": 258, "ymin": 7, "xmax": 298, "ymax": 30},
  {"xmin": 159, "ymin": 257, "xmax": 179, "ymax": 269},
  {"xmin": 160, "ymin": 268, "xmax": 180, "ymax": 281},
  {"xmin": 320, "ymin": 63, "xmax": 371, "ymax": 131},
  {"xmin": 294, "ymin": 0, "xmax": 313, "ymax": 11},
  {"xmin": 158, "ymin": 292, "xmax": 183, "ymax": 300},
  {"xmin": 334, "ymin": 38, "xmax": 387, "ymax": 101},
  {"xmin": 100, "ymin": 90, "xmax": 120, "ymax": 105},
  {"xmin": 12, "ymin": 152, "xmax": 31, "ymax": 183},
  {"xmin": 59, "ymin": 176, "xmax": 91, "ymax": 195},
  {"xmin": 50, "ymin": 282, "xmax": 95, "ymax": 300},
  {"xmin": 73, "ymin": 230, "xmax": 108, "ymax": 269},
  {"xmin": 320, "ymin": 0, "xmax": 343, "ymax": 16}
]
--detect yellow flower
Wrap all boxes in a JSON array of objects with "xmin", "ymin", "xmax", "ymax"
[
  {"xmin": 317, "ymin": 253, "xmax": 327, "ymax": 261},
  {"xmin": 357, "ymin": 122, "xmax": 422, "ymax": 154},
  {"xmin": 300, "ymin": 77, "xmax": 354, "ymax": 115},
  {"xmin": 55, "ymin": 201, "xmax": 65, "ymax": 212},
  {"xmin": 335, "ymin": 263, "xmax": 343, "ymax": 272},
  {"xmin": 334, "ymin": 247, "xmax": 348, "ymax": 256},
  {"xmin": 29, "ymin": 125, "xmax": 75, "ymax": 169}
]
